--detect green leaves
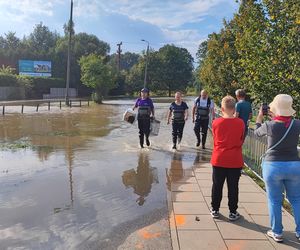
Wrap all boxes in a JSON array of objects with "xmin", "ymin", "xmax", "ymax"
[
  {"xmin": 79, "ymin": 54, "xmax": 116, "ymax": 103},
  {"xmin": 197, "ymin": 0, "xmax": 300, "ymax": 115},
  {"xmin": 126, "ymin": 45, "xmax": 194, "ymax": 96}
]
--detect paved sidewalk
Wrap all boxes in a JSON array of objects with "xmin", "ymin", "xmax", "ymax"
[{"xmin": 167, "ymin": 148, "xmax": 300, "ymax": 250}]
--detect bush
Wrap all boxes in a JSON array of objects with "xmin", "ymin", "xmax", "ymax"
[
  {"xmin": 0, "ymin": 73, "xmax": 65, "ymax": 99},
  {"xmin": 29, "ymin": 77, "xmax": 65, "ymax": 99},
  {"xmin": 0, "ymin": 73, "xmax": 19, "ymax": 87}
]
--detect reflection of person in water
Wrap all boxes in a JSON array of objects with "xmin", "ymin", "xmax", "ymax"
[
  {"xmin": 193, "ymin": 150, "xmax": 212, "ymax": 167},
  {"xmin": 166, "ymin": 152, "xmax": 184, "ymax": 190},
  {"xmin": 122, "ymin": 153, "xmax": 158, "ymax": 206}
]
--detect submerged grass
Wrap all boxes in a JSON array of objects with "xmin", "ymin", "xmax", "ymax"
[
  {"xmin": 0, "ymin": 139, "xmax": 32, "ymax": 150},
  {"xmin": 0, "ymin": 138, "xmax": 53, "ymax": 152}
]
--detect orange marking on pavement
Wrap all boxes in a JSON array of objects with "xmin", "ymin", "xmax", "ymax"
[
  {"xmin": 138, "ymin": 228, "xmax": 162, "ymax": 239},
  {"xmin": 175, "ymin": 215, "xmax": 185, "ymax": 226},
  {"xmin": 135, "ymin": 243, "xmax": 144, "ymax": 249},
  {"xmin": 229, "ymin": 240, "xmax": 246, "ymax": 250}
]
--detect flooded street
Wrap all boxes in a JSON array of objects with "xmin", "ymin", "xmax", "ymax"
[{"xmin": 0, "ymin": 98, "xmax": 211, "ymax": 250}]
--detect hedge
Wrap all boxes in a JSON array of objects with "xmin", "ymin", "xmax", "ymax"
[
  {"xmin": 0, "ymin": 73, "xmax": 66, "ymax": 99},
  {"xmin": 0, "ymin": 73, "xmax": 19, "ymax": 87}
]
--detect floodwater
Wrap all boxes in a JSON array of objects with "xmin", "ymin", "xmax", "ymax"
[{"xmin": 0, "ymin": 98, "xmax": 211, "ymax": 250}]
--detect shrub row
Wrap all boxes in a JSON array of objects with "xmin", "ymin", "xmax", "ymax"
[{"xmin": 0, "ymin": 73, "xmax": 65, "ymax": 99}]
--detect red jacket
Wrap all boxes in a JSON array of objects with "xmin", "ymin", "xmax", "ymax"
[{"xmin": 211, "ymin": 117, "xmax": 245, "ymax": 168}]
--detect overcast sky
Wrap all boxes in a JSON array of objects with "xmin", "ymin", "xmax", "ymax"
[{"xmin": 0, "ymin": 0, "xmax": 239, "ymax": 59}]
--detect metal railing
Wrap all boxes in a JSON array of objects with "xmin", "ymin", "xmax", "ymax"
[{"xmin": 243, "ymin": 128, "xmax": 267, "ymax": 177}]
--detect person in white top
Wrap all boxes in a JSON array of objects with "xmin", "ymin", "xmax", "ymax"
[{"xmin": 192, "ymin": 90, "xmax": 215, "ymax": 149}]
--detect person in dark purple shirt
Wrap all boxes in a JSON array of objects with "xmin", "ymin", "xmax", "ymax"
[{"xmin": 133, "ymin": 88, "xmax": 155, "ymax": 148}]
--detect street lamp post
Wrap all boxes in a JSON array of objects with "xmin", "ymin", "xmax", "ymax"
[
  {"xmin": 65, "ymin": 0, "xmax": 73, "ymax": 106},
  {"xmin": 141, "ymin": 39, "xmax": 149, "ymax": 88}
]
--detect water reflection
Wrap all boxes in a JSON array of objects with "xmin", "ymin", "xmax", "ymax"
[
  {"xmin": 0, "ymin": 101, "xmax": 184, "ymax": 248},
  {"xmin": 0, "ymin": 105, "xmax": 115, "ymax": 162},
  {"xmin": 122, "ymin": 153, "xmax": 158, "ymax": 206},
  {"xmin": 193, "ymin": 150, "xmax": 212, "ymax": 166},
  {"xmin": 166, "ymin": 152, "xmax": 183, "ymax": 190}
]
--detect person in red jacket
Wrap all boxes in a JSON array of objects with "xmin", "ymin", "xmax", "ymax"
[{"xmin": 210, "ymin": 95, "xmax": 245, "ymax": 221}]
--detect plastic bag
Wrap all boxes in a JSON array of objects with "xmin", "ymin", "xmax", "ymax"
[
  {"xmin": 150, "ymin": 118, "xmax": 160, "ymax": 136},
  {"xmin": 123, "ymin": 108, "xmax": 136, "ymax": 124}
]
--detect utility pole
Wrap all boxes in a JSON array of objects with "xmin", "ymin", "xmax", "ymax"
[
  {"xmin": 65, "ymin": 0, "xmax": 73, "ymax": 106},
  {"xmin": 141, "ymin": 39, "xmax": 149, "ymax": 88},
  {"xmin": 116, "ymin": 42, "xmax": 122, "ymax": 72}
]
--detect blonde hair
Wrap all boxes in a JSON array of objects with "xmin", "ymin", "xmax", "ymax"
[{"xmin": 221, "ymin": 95, "xmax": 236, "ymax": 110}]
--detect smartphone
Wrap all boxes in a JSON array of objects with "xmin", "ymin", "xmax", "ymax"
[{"xmin": 262, "ymin": 103, "xmax": 269, "ymax": 115}]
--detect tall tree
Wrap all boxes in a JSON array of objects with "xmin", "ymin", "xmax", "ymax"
[
  {"xmin": 158, "ymin": 45, "xmax": 194, "ymax": 96},
  {"xmin": 79, "ymin": 54, "xmax": 116, "ymax": 103},
  {"xmin": 55, "ymin": 32, "xmax": 110, "ymax": 90},
  {"xmin": 26, "ymin": 22, "xmax": 60, "ymax": 57}
]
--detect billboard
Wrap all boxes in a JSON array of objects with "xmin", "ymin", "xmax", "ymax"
[{"xmin": 19, "ymin": 60, "xmax": 52, "ymax": 77}]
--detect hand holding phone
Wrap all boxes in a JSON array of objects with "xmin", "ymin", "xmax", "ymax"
[{"xmin": 262, "ymin": 103, "xmax": 269, "ymax": 116}]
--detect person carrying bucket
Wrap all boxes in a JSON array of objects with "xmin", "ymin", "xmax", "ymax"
[{"xmin": 133, "ymin": 88, "xmax": 155, "ymax": 148}]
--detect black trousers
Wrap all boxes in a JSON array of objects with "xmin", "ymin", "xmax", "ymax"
[
  {"xmin": 138, "ymin": 118, "xmax": 150, "ymax": 144},
  {"xmin": 172, "ymin": 121, "xmax": 185, "ymax": 145},
  {"xmin": 211, "ymin": 166, "xmax": 242, "ymax": 213},
  {"xmin": 194, "ymin": 118, "xmax": 209, "ymax": 146}
]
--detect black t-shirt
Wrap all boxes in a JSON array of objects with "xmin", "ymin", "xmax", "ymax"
[{"xmin": 169, "ymin": 101, "xmax": 189, "ymax": 122}]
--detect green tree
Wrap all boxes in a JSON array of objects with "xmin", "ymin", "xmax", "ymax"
[
  {"xmin": 197, "ymin": 0, "xmax": 300, "ymax": 115},
  {"xmin": 126, "ymin": 59, "xmax": 145, "ymax": 94},
  {"xmin": 0, "ymin": 32, "xmax": 23, "ymax": 67},
  {"xmin": 109, "ymin": 52, "xmax": 140, "ymax": 71},
  {"xmin": 55, "ymin": 32, "xmax": 110, "ymax": 91},
  {"xmin": 26, "ymin": 22, "xmax": 60, "ymax": 57},
  {"xmin": 198, "ymin": 19, "xmax": 241, "ymax": 104},
  {"xmin": 158, "ymin": 45, "xmax": 194, "ymax": 96},
  {"xmin": 79, "ymin": 54, "xmax": 116, "ymax": 103}
]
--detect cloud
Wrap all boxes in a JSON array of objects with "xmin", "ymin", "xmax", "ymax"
[
  {"xmin": 160, "ymin": 28, "xmax": 206, "ymax": 58},
  {"xmin": 75, "ymin": 0, "xmax": 232, "ymax": 28},
  {"xmin": 72, "ymin": 0, "xmax": 237, "ymax": 58},
  {"xmin": 0, "ymin": 0, "xmax": 64, "ymax": 19},
  {"xmin": 0, "ymin": 0, "xmax": 238, "ymax": 60}
]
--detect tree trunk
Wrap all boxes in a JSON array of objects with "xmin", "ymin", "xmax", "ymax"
[{"xmin": 93, "ymin": 91, "xmax": 103, "ymax": 104}]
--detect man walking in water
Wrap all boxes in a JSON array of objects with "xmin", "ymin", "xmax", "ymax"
[
  {"xmin": 133, "ymin": 88, "xmax": 154, "ymax": 148},
  {"xmin": 192, "ymin": 90, "xmax": 215, "ymax": 149},
  {"xmin": 167, "ymin": 92, "xmax": 189, "ymax": 150}
]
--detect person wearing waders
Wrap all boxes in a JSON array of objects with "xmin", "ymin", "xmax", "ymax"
[
  {"xmin": 192, "ymin": 89, "xmax": 215, "ymax": 149},
  {"xmin": 133, "ymin": 88, "xmax": 155, "ymax": 148},
  {"xmin": 167, "ymin": 92, "xmax": 189, "ymax": 150}
]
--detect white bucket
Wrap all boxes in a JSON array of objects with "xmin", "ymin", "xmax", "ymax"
[
  {"xmin": 150, "ymin": 119, "xmax": 160, "ymax": 136},
  {"xmin": 123, "ymin": 108, "xmax": 136, "ymax": 124}
]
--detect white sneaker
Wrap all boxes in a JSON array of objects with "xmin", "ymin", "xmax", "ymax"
[
  {"xmin": 296, "ymin": 232, "xmax": 300, "ymax": 241},
  {"xmin": 229, "ymin": 211, "xmax": 240, "ymax": 221},
  {"xmin": 267, "ymin": 230, "xmax": 283, "ymax": 243}
]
